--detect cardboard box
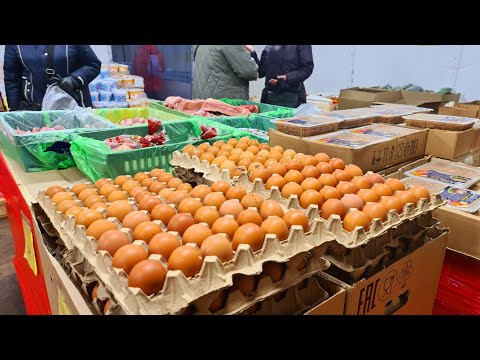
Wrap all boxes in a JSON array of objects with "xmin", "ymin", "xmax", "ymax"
[
  {"xmin": 341, "ymin": 229, "xmax": 448, "ymax": 315},
  {"xmin": 269, "ymin": 126, "xmax": 428, "ymax": 173},
  {"xmin": 438, "ymin": 103, "xmax": 480, "ymax": 118},
  {"xmin": 454, "ymin": 149, "xmax": 480, "ymax": 167},
  {"xmin": 424, "ymin": 126, "xmax": 480, "ymax": 160},
  {"xmin": 304, "ymin": 272, "xmax": 346, "ymax": 315}
]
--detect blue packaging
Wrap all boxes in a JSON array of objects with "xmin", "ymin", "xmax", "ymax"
[
  {"xmin": 100, "ymin": 81, "xmax": 113, "ymax": 92},
  {"xmin": 100, "ymin": 68, "xmax": 110, "ymax": 79},
  {"xmin": 112, "ymin": 89, "xmax": 127, "ymax": 102},
  {"xmin": 99, "ymin": 91, "xmax": 112, "ymax": 102},
  {"xmin": 89, "ymin": 81, "xmax": 99, "ymax": 92},
  {"xmin": 90, "ymin": 91, "xmax": 99, "ymax": 102}
]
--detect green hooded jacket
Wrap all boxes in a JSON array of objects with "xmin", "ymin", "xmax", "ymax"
[{"xmin": 192, "ymin": 45, "xmax": 258, "ymax": 100}]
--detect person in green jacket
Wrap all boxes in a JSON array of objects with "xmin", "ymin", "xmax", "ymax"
[{"xmin": 192, "ymin": 45, "xmax": 258, "ymax": 100}]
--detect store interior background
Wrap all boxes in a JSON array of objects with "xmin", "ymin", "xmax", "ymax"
[{"xmin": 1, "ymin": 45, "xmax": 480, "ymax": 102}]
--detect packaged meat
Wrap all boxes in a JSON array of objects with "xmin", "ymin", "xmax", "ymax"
[
  {"xmin": 405, "ymin": 159, "xmax": 480, "ymax": 189},
  {"xmin": 274, "ymin": 116, "xmax": 341, "ymax": 137},
  {"xmin": 308, "ymin": 130, "xmax": 389, "ymax": 149},
  {"xmin": 403, "ymin": 113, "xmax": 477, "ymax": 131},
  {"xmin": 349, "ymin": 123, "xmax": 422, "ymax": 138}
]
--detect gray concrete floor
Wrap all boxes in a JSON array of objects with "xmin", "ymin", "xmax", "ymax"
[{"xmin": 0, "ymin": 217, "xmax": 27, "ymax": 315}]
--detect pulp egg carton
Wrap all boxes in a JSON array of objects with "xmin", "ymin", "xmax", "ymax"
[
  {"xmin": 38, "ymin": 188, "xmax": 336, "ymax": 314},
  {"xmin": 181, "ymin": 250, "xmax": 328, "ymax": 315}
]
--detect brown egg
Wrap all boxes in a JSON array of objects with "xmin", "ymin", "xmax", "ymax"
[
  {"xmin": 168, "ymin": 246, "xmax": 204, "ymax": 278},
  {"xmin": 194, "ymin": 206, "xmax": 220, "ymax": 228},
  {"xmin": 149, "ymin": 169, "xmax": 164, "ymax": 179},
  {"xmin": 336, "ymin": 181, "xmax": 359, "ymax": 196},
  {"xmin": 320, "ymin": 186, "xmax": 342, "ymax": 200},
  {"xmin": 94, "ymin": 178, "xmax": 111, "ymax": 190},
  {"xmin": 122, "ymin": 211, "xmax": 151, "ymax": 231},
  {"xmin": 177, "ymin": 183, "xmax": 193, "ymax": 192},
  {"xmin": 103, "ymin": 300, "xmax": 111, "ymax": 315},
  {"xmin": 150, "ymin": 204, "xmax": 177, "ymax": 226},
  {"xmin": 282, "ymin": 149, "xmax": 295, "ymax": 158},
  {"xmin": 269, "ymin": 151, "xmax": 283, "ymax": 162},
  {"xmin": 232, "ymin": 223, "xmax": 265, "ymax": 251},
  {"xmin": 86, "ymin": 219, "xmax": 117, "ymax": 240},
  {"xmin": 408, "ymin": 185, "xmax": 430, "ymax": 201},
  {"xmin": 319, "ymin": 174, "xmax": 338, "ymax": 187},
  {"xmin": 314, "ymin": 152, "xmax": 330, "ymax": 163},
  {"xmin": 221, "ymin": 144, "xmax": 234, "ymax": 152},
  {"xmin": 333, "ymin": 169, "xmax": 351, "ymax": 182},
  {"xmin": 97, "ymin": 230, "xmax": 131, "ymax": 256},
  {"xmin": 366, "ymin": 173, "xmax": 385, "ymax": 186},
  {"xmin": 64, "ymin": 206, "xmax": 85, "ymax": 220},
  {"xmin": 280, "ymin": 156, "xmax": 293, "ymax": 165},
  {"xmin": 371, "ymin": 184, "xmax": 393, "ymax": 198},
  {"xmin": 199, "ymin": 142, "xmax": 212, "ymax": 151},
  {"xmin": 98, "ymin": 183, "xmax": 119, "ymax": 198},
  {"xmin": 158, "ymin": 172, "xmax": 174, "ymax": 183},
  {"xmin": 129, "ymin": 186, "xmax": 147, "ymax": 201},
  {"xmin": 301, "ymin": 177, "xmax": 323, "ymax": 192},
  {"xmin": 203, "ymin": 192, "xmax": 226, "ymax": 210},
  {"xmin": 271, "ymin": 145, "xmax": 284, "ymax": 154},
  {"xmin": 261, "ymin": 216, "xmax": 289, "ymax": 241},
  {"xmin": 259, "ymin": 143, "xmax": 270, "ymax": 151},
  {"xmin": 357, "ymin": 189, "xmax": 380, "ymax": 203},
  {"xmin": 211, "ymin": 181, "xmax": 231, "ymax": 195},
  {"xmin": 232, "ymin": 274, "xmax": 258, "ymax": 296},
  {"xmin": 241, "ymin": 193, "xmax": 264, "ymax": 210},
  {"xmin": 379, "ymin": 196, "xmax": 404, "ymax": 214},
  {"xmin": 182, "ymin": 223, "xmax": 213, "ymax": 247},
  {"xmin": 84, "ymin": 195, "xmax": 105, "ymax": 209},
  {"xmin": 106, "ymin": 200, "xmax": 133, "ymax": 222},
  {"xmin": 92, "ymin": 283, "xmax": 99, "ymax": 300},
  {"xmin": 106, "ymin": 190, "xmax": 128, "ymax": 203},
  {"xmin": 114, "ymin": 175, "xmax": 130, "ymax": 187},
  {"xmin": 45, "ymin": 185, "xmax": 66, "ymax": 198},
  {"xmin": 229, "ymin": 166, "xmax": 245, "ymax": 180},
  {"xmin": 159, "ymin": 188, "xmax": 174, "ymax": 200},
  {"xmin": 351, "ymin": 176, "xmax": 372, "ymax": 190},
  {"xmin": 211, "ymin": 217, "xmax": 239, "ymax": 239},
  {"xmin": 207, "ymin": 146, "xmax": 221, "ymax": 155},
  {"xmin": 122, "ymin": 179, "xmax": 141, "ymax": 193},
  {"xmin": 362, "ymin": 202, "xmax": 388, "ymax": 222},
  {"xmin": 141, "ymin": 177, "xmax": 156, "ymax": 189},
  {"xmin": 253, "ymin": 155, "xmax": 267, "ymax": 165},
  {"xmin": 217, "ymin": 151, "xmax": 231, "ymax": 160},
  {"xmin": 394, "ymin": 190, "xmax": 419, "ymax": 207},
  {"xmin": 250, "ymin": 167, "xmax": 271, "ymax": 184},
  {"xmin": 283, "ymin": 210, "xmax": 310, "ymax": 232},
  {"xmin": 321, "ymin": 199, "xmax": 347, "ymax": 220},
  {"xmin": 167, "ymin": 213, "xmax": 196, "ymax": 236},
  {"xmin": 259, "ymin": 200, "xmax": 285, "ymax": 220},
  {"xmin": 293, "ymin": 153, "xmax": 305, "ymax": 162},
  {"xmin": 90, "ymin": 202, "xmax": 108, "ymax": 211},
  {"xmin": 265, "ymin": 174, "xmax": 287, "ymax": 191},
  {"xmin": 384, "ymin": 178, "xmax": 405, "ymax": 193},
  {"xmin": 212, "ymin": 156, "xmax": 227, "ymax": 166},
  {"xmin": 128, "ymin": 260, "xmax": 166, "ymax": 296},
  {"xmin": 299, "ymin": 190, "xmax": 323, "ymax": 209},
  {"xmin": 167, "ymin": 190, "xmax": 190, "ymax": 207},
  {"xmin": 202, "ymin": 152, "xmax": 216, "ymax": 164},
  {"xmin": 237, "ymin": 209, "xmax": 263, "ymax": 226},
  {"xmin": 284, "ymin": 170, "xmax": 304, "ymax": 184},
  {"xmin": 237, "ymin": 159, "xmax": 252, "ymax": 169},
  {"xmin": 190, "ymin": 185, "xmax": 212, "ymax": 201},
  {"xmin": 138, "ymin": 196, "xmax": 163, "ymax": 213},
  {"xmin": 177, "ymin": 197, "xmax": 203, "ymax": 216},
  {"xmin": 214, "ymin": 140, "xmax": 225, "ymax": 148},
  {"xmin": 316, "ymin": 162, "xmax": 334, "ymax": 174},
  {"xmin": 301, "ymin": 155, "xmax": 318, "ymax": 167},
  {"xmin": 149, "ymin": 182, "xmax": 166, "ymax": 194},
  {"xmin": 76, "ymin": 209, "xmax": 104, "ymax": 227},
  {"xmin": 301, "ymin": 165, "xmax": 321, "ymax": 179},
  {"xmin": 219, "ymin": 199, "xmax": 244, "ymax": 218},
  {"xmin": 341, "ymin": 194, "xmax": 364, "ymax": 210},
  {"xmin": 263, "ymin": 262, "xmax": 286, "ymax": 283},
  {"xmin": 200, "ymin": 234, "xmax": 234, "ymax": 262},
  {"xmin": 247, "ymin": 161, "xmax": 264, "ymax": 173},
  {"xmin": 281, "ymin": 182, "xmax": 304, "ymax": 199},
  {"xmin": 133, "ymin": 172, "xmax": 150, "ymax": 183},
  {"xmin": 57, "ymin": 200, "xmax": 77, "ymax": 214},
  {"xmin": 51, "ymin": 192, "xmax": 74, "ymax": 205},
  {"xmin": 183, "ymin": 144, "xmax": 195, "ymax": 155},
  {"xmin": 148, "ymin": 233, "xmax": 181, "ymax": 260},
  {"xmin": 112, "ymin": 244, "xmax": 148, "ymax": 274},
  {"xmin": 344, "ymin": 164, "xmax": 363, "ymax": 178},
  {"xmin": 70, "ymin": 183, "xmax": 89, "ymax": 196},
  {"xmin": 239, "ymin": 151, "xmax": 255, "ymax": 162},
  {"xmin": 167, "ymin": 178, "xmax": 184, "ymax": 189},
  {"xmin": 133, "ymin": 221, "xmax": 163, "ymax": 243},
  {"xmin": 225, "ymin": 186, "xmax": 247, "ymax": 201},
  {"xmin": 285, "ymin": 160, "xmax": 303, "ymax": 172},
  {"xmin": 230, "ymin": 147, "xmax": 243, "ymax": 155},
  {"xmin": 330, "ymin": 158, "xmax": 345, "ymax": 170},
  {"xmin": 343, "ymin": 211, "xmax": 371, "ymax": 232}
]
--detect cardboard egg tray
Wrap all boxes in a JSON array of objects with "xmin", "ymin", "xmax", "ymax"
[{"xmin": 38, "ymin": 189, "xmax": 336, "ymax": 315}]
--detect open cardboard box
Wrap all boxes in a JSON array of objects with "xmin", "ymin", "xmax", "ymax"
[
  {"xmin": 438, "ymin": 102, "xmax": 480, "ymax": 119},
  {"xmin": 423, "ymin": 124, "xmax": 480, "ymax": 160},
  {"xmin": 303, "ymin": 272, "xmax": 346, "ymax": 315},
  {"xmin": 387, "ymin": 156, "xmax": 480, "ymax": 261}
]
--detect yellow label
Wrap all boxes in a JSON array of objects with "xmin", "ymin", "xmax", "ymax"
[
  {"xmin": 57, "ymin": 288, "xmax": 71, "ymax": 315},
  {"xmin": 22, "ymin": 218, "xmax": 37, "ymax": 276}
]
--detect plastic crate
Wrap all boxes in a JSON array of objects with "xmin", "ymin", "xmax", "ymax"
[
  {"xmin": 70, "ymin": 118, "xmax": 256, "ymax": 182},
  {"xmin": 0, "ymin": 109, "xmax": 145, "ymax": 172}
]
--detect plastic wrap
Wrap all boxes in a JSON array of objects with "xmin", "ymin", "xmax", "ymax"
[{"xmin": 41, "ymin": 85, "xmax": 78, "ymax": 111}]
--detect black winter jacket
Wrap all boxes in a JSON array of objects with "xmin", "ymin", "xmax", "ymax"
[
  {"xmin": 252, "ymin": 45, "xmax": 314, "ymax": 106},
  {"xmin": 3, "ymin": 45, "xmax": 101, "ymax": 110}
]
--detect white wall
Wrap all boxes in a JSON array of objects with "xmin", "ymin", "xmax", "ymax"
[{"xmin": 250, "ymin": 45, "xmax": 480, "ymax": 102}]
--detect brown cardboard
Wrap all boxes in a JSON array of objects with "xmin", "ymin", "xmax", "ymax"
[
  {"xmin": 424, "ymin": 126, "xmax": 480, "ymax": 160},
  {"xmin": 438, "ymin": 104, "xmax": 480, "ymax": 118},
  {"xmin": 339, "ymin": 88, "xmax": 401, "ymax": 110},
  {"xmin": 304, "ymin": 272, "xmax": 346, "ymax": 315},
  {"xmin": 269, "ymin": 127, "xmax": 428, "ymax": 173},
  {"xmin": 454, "ymin": 149, "xmax": 480, "ymax": 167},
  {"xmin": 342, "ymin": 229, "xmax": 448, "ymax": 315}
]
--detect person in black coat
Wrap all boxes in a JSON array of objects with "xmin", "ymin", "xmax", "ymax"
[
  {"xmin": 248, "ymin": 45, "xmax": 314, "ymax": 108},
  {"xmin": 3, "ymin": 45, "xmax": 101, "ymax": 111}
]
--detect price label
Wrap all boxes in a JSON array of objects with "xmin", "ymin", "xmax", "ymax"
[{"xmin": 22, "ymin": 217, "xmax": 37, "ymax": 276}]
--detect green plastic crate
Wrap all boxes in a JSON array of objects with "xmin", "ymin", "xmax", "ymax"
[
  {"xmin": 70, "ymin": 118, "xmax": 257, "ymax": 182},
  {"xmin": 0, "ymin": 109, "xmax": 146, "ymax": 172}
]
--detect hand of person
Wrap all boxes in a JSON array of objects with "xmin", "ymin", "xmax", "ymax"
[
  {"xmin": 58, "ymin": 76, "xmax": 80, "ymax": 94},
  {"xmin": 277, "ymin": 75, "xmax": 287, "ymax": 81},
  {"xmin": 269, "ymin": 79, "xmax": 278, "ymax": 86},
  {"xmin": 244, "ymin": 45, "xmax": 254, "ymax": 53}
]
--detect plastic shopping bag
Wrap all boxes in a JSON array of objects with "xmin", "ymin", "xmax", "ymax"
[{"xmin": 42, "ymin": 84, "xmax": 78, "ymax": 111}]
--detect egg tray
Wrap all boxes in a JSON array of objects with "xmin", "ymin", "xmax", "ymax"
[
  {"xmin": 38, "ymin": 190, "xmax": 336, "ymax": 315},
  {"xmin": 180, "ymin": 250, "xmax": 327, "ymax": 315},
  {"xmin": 239, "ymin": 275, "xmax": 329, "ymax": 315}
]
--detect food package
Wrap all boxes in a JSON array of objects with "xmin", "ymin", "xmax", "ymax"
[
  {"xmin": 308, "ymin": 130, "xmax": 389, "ymax": 149},
  {"xmin": 348, "ymin": 123, "xmax": 423, "ymax": 138},
  {"xmin": 404, "ymin": 113, "xmax": 477, "ymax": 131},
  {"xmin": 274, "ymin": 116, "xmax": 341, "ymax": 137}
]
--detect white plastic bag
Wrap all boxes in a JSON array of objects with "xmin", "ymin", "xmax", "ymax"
[
  {"xmin": 42, "ymin": 84, "xmax": 78, "ymax": 111},
  {"xmin": 294, "ymin": 103, "xmax": 324, "ymax": 117}
]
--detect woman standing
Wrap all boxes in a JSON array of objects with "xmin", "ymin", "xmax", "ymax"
[
  {"xmin": 249, "ymin": 45, "xmax": 314, "ymax": 108},
  {"xmin": 3, "ymin": 45, "xmax": 101, "ymax": 111}
]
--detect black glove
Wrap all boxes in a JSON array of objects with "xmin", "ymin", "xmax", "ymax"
[{"xmin": 58, "ymin": 76, "xmax": 81, "ymax": 94}]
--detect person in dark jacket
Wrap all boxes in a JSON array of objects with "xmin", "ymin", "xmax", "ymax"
[
  {"xmin": 249, "ymin": 45, "xmax": 314, "ymax": 108},
  {"xmin": 3, "ymin": 45, "xmax": 101, "ymax": 111}
]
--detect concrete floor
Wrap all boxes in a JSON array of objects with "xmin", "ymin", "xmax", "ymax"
[{"xmin": 0, "ymin": 217, "xmax": 27, "ymax": 315}]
